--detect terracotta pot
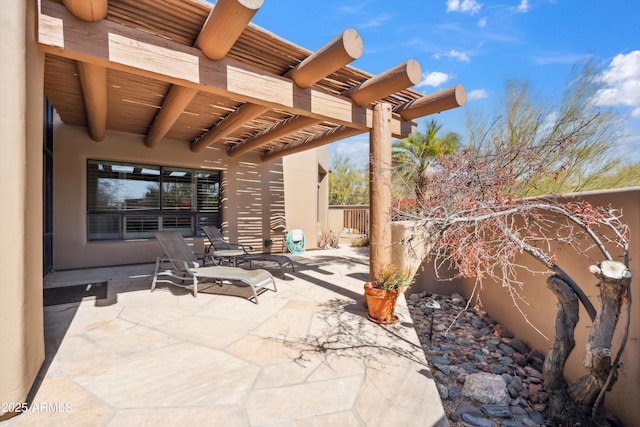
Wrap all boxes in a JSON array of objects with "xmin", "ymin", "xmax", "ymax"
[{"xmin": 364, "ymin": 282, "xmax": 400, "ymax": 324}]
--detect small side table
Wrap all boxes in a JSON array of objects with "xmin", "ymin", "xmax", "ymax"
[{"xmin": 213, "ymin": 249, "xmax": 245, "ymax": 267}]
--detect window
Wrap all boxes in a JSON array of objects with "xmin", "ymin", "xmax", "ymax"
[{"xmin": 87, "ymin": 160, "xmax": 220, "ymax": 240}]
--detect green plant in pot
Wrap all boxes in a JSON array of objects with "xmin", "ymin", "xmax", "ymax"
[{"xmin": 364, "ymin": 264, "xmax": 414, "ymax": 324}]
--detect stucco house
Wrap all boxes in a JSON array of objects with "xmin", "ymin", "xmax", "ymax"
[{"xmin": 1, "ymin": 0, "xmax": 466, "ymax": 416}]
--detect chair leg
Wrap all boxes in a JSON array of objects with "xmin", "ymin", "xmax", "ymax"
[
  {"xmin": 193, "ymin": 275, "xmax": 198, "ymax": 297},
  {"xmin": 151, "ymin": 257, "xmax": 161, "ymax": 292}
]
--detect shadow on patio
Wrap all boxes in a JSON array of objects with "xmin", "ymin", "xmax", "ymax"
[{"xmin": 6, "ymin": 247, "xmax": 447, "ymax": 427}]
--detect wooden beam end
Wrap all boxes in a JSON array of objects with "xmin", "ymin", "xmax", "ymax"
[{"xmin": 62, "ymin": 0, "xmax": 108, "ymax": 22}]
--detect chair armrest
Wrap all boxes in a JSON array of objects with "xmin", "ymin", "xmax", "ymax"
[
  {"xmin": 161, "ymin": 257, "xmax": 200, "ymax": 269},
  {"xmin": 226, "ymin": 243, "xmax": 253, "ymax": 253}
]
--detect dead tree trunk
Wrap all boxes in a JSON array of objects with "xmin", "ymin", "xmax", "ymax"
[
  {"xmin": 568, "ymin": 260, "xmax": 631, "ymax": 409},
  {"xmin": 543, "ymin": 275, "xmax": 579, "ymax": 420}
]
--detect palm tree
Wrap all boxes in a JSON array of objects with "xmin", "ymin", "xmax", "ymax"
[{"xmin": 392, "ymin": 119, "xmax": 460, "ymax": 209}]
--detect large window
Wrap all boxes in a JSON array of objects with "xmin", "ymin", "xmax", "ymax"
[{"xmin": 87, "ymin": 160, "xmax": 220, "ymax": 240}]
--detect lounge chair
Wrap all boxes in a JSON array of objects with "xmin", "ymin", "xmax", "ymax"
[
  {"xmin": 201, "ymin": 226, "xmax": 295, "ymax": 277},
  {"xmin": 151, "ymin": 231, "xmax": 277, "ymax": 303}
]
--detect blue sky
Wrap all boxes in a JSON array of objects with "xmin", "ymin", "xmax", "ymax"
[{"xmin": 252, "ymin": 0, "xmax": 640, "ymax": 168}]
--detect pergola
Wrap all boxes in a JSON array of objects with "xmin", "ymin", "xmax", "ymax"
[{"xmin": 37, "ymin": 0, "xmax": 465, "ymax": 281}]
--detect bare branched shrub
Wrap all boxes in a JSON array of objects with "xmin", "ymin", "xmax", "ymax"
[{"xmin": 391, "ymin": 62, "xmax": 633, "ymax": 423}]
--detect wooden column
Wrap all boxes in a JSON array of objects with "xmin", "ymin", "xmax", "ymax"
[{"xmin": 369, "ymin": 103, "xmax": 393, "ymax": 283}]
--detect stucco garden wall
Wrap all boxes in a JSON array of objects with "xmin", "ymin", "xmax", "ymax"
[
  {"xmin": 0, "ymin": 0, "xmax": 45, "ymax": 419},
  {"xmin": 407, "ymin": 188, "xmax": 640, "ymax": 426}
]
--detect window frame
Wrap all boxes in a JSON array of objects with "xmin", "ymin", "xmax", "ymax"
[{"xmin": 86, "ymin": 159, "xmax": 221, "ymax": 241}]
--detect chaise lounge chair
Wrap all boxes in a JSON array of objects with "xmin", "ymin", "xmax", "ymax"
[
  {"xmin": 151, "ymin": 231, "xmax": 277, "ymax": 303},
  {"xmin": 201, "ymin": 226, "xmax": 295, "ymax": 278}
]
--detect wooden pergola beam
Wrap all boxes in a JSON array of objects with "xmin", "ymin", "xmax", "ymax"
[
  {"xmin": 145, "ymin": 85, "xmax": 199, "ymax": 148},
  {"xmin": 196, "ymin": 0, "xmax": 263, "ymax": 61},
  {"xmin": 77, "ymin": 62, "xmax": 107, "ymax": 142},
  {"xmin": 261, "ymin": 126, "xmax": 364, "ymax": 162},
  {"xmin": 190, "ymin": 103, "xmax": 269, "ymax": 152},
  {"xmin": 64, "ymin": 0, "xmax": 108, "ymax": 142},
  {"xmin": 348, "ymin": 60, "xmax": 422, "ymax": 106},
  {"xmin": 37, "ymin": 0, "xmax": 417, "ymax": 149},
  {"xmin": 286, "ymin": 29, "xmax": 363, "ymax": 88},
  {"xmin": 395, "ymin": 84, "xmax": 466, "ymax": 120},
  {"xmin": 191, "ymin": 29, "xmax": 363, "ymax": 153},
  {"xmin": 145, "ymin": 0, "xmax": 262, "ymax": 148},
  {"xmin": 227, "ymin": 115, "xmax": 320, "ymax": 158},
  {"xmin": 62, "ymin": 0, "xmax": 107, "ymax": 22}
]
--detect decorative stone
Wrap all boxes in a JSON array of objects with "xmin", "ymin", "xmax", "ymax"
[
  {"xmin": 437, "ymin": 383, "xmax": 449, "ymax": 399},
  {"xmin": 522, "ymin": 417, "xmax": 541, "ymax": 427},
  {"xmin": 482, "ymin": 403, "xmax": 512, "ymax": 418},
  {"xmin": 461, "ymin": 413, "xmax": 495, "ymax": 427},
  {"xmin": 499, "ymin": 343, "xmax": 516, "ymax": 355},
  {"xmin": 461, "ymin": 373, "xmax": 510, "ymax": 405},
  {"xmin": 507, "ymin": 338, "xmax": 531, "ymax": 355},
  {"xmin": 448, "ymin": 386, "xmax": 460, "ymax": 400},
  {"xmin": 511, "ymin": 405, "xmax": 528, "ymax": 415},
  {"xmin": 529, "ymin": 410, "xmax": 545, "ymax": 425},
  {"xmin": 430, "ymin": 356, "xmax": 451, "ymax": 365},
  {"xmin": 450, "ymin": 402, "xmax": 483, "ymax": 422},
  {"xmin": 408, "ymin": 292, "xmax": 552, "ymax": 426}
]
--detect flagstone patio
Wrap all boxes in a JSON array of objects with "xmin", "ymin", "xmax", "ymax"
[{"xmin": 4, "ymin": 247, "xmax": 447, "ymax": 426}]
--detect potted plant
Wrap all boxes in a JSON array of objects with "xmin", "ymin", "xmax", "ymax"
[{"xmin": 364, "ymin": 264, "xmax": 414, "ymax": 324}]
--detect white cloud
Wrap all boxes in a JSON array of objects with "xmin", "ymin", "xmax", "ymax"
[
  {"xmin": 448, "ymin": 49, "xmax": 471, "ymax": 62},
  {"xmin": 337, "ymin": 4, "xmax": 366, "ymax": 14},
  {"xmin": 434, "ymin": 50, "xmax": 470, "ymax": 62},
  {"xmin": 468, "ymin": 89, "xmax": 488, "ymax": 100},
  {"xmin": 446, "ymin": 0, "xmax": 482, "ymax": 14},
  {"xmin": 511, "ymin": 0, "xmax": 531, "ymax": 13},
  {"xmin": 632, "ymin": 107, "xmax": 640, "ymax": 118},
  {"xmin": 595, "ymin": 51, "xmax": 640, "ymax": 113},
  {"xmin": 533, "ymin": 52, "xmax": 589, "ymax": 65},
  {"xmin": 357, "ymin": 14, "xmax": 392, "ymax": 29},
  {"xmin": 478, "ymin": 17, "xmax": 487, "ymax": 28},
  {"xmin": 417, "ymin": 71, "xmax": 450, "ymax": 87}
]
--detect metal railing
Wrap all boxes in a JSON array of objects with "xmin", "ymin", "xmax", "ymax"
[{"xmin": 327, "ymin": 205, "xmax": 369, "ymax": 235}]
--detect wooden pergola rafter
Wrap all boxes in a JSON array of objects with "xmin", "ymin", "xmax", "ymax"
[{"xmin": 39, "ymin": 0, "xmax": 465, "ymax": 161}]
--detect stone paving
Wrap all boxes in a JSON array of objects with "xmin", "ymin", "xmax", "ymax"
[{"xmin": 3, "ymin": 247, "xmax": 448, "ymax": 427}]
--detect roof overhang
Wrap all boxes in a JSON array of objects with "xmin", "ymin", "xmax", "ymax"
[{"xmin": 37, "ymin": 0, "xmax": 465, "ymax": 162}]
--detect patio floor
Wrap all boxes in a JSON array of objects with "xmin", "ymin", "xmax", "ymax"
[{"xmin": 5, "ymin": 247, "xmax": 448, "ymax": 427}]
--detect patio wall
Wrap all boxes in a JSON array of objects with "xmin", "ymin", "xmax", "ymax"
[
  {"xmin": 52, "ymin": 119, "xmax": 326, "ymax": 269},
  {"xmin": 283, "ymin": 148, "xmax": 329, "ymax": 251},
  {"xmin": 0, "ymin": 0, "xmax": 45, "ymax": 418},
  {"xmin": 409, "ymin": 188, "xmax": 640, "ymax": 426}
]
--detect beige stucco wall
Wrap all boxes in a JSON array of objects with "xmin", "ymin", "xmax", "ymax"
[
  {"xmin": 0, "ymin": 0, "xmax": 45, "ymax": 419},
  {"xmin": 52, "ymin": 120, "xmax": 324, "ymax": 269},
  {"xmin": 410, "ymin": 188, "xmax": 639, "ymax": 426},
  {"xmin": 282, "ymin": 148, "xmax": 330, "ymax": 250}
]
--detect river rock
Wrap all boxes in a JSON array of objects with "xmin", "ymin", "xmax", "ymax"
[{"xmin": 461, "ymin": 372, "xmax": 510, "ymax": 405}]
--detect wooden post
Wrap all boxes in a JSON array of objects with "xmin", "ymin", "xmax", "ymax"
[{"xmin": 369, "ymin": 103, "xmax": 393, "ymax": 283}]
